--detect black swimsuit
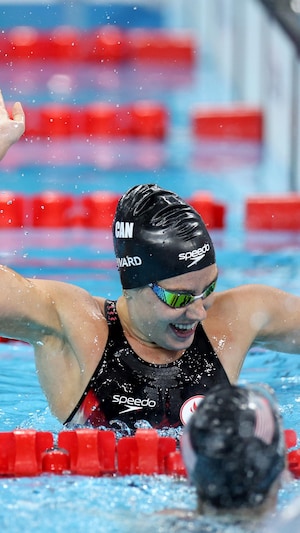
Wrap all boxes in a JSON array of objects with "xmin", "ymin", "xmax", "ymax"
[{"xmin": 65, "ymin": 300, "xmax": 230, "ymax": 429}]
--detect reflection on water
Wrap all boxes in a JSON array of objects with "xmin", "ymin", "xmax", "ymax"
[
  {"xmin": 0, "ymin": 472, "xmax": 286, "ymax": 533},
  {"xmin": 0, "ymin": 342, "xmax": 300, "ymax": 532}
]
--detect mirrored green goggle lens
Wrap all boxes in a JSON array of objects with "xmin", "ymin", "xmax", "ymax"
[{"xmin": 149, "ymin": 279, "xmax": 217, "ymax": 309}]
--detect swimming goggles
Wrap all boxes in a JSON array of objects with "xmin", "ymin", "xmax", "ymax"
[{"xmin": 148, "ymin": 279, "xmax": 217, "ymax": 309}]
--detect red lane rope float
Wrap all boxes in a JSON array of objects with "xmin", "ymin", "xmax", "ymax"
[
  {"xmin": 84, "ymin": 103, "xmax": 128, "ymax": 137},
  {"xmin": 0, "ymin": 428, "xmax": 297, "ymax": 478},
  {"xmin": 188, "ymin": 192, "xmax": 226, "ymax": 229},
  {"xmin": 0, "ymin": 429, "xmax": 54, "ymax": 477},
  {"xmin": 81, "ymin": 191, "xmax": 121, "ymax": 229},
  {"xmin": 39, "ymin": 104, "xmax": 75, "ymax": 138},
  {"xmin": 0, "ymin": 191, "xmax": 25, "ymax": 228},
  {"xmin": 246, "ymin": 195, "xmax": 300, "ymax": 231},
  {"xmin": 192, "ymin": 106, "xmax": 263, "ymax": 142},
  {"xmin": 0, "ymin": 25, "xmax": 125, "ymax": 64},
  {"xmin": 129, "ymin": 101, "xmax": 169, "ymax": 140},
  {"xmin": 1, "ymin": 26, "xmax": 47, "ymax": 62},
  {"xmin": 0, "ymin": 25, "xmax": 196, "ymax": 65},
  {"xmin": 32, "ymin": 192, "xmax": 76, "ymax": 228},
  {"xmin": 57, "ymin": 429, "xmax": 116, "ymax": 476},
  {"xmin": 126, "ymin": 29, "xmax": 196, "ymax": 65},
  {"xmin": 19, "ymin": 104, "xmax": 264, "ymax": 142},
  {"xmin": 117, "ymin": 429, "xmax": 180, "ymax": 476},
  {"xmin": 84, "ymin": 26, "xmax": 127, "ymax": 64},
  {"xmin": 0, "ymin": 191, "xmax": 226, "ymax": 230},
  {"xmin": 0, "ymin": 428, "xmax": 186, "ymax": 477},
  {"xmin": 22, "ymin": 101, "xmax": 169, "ymax": 140}
]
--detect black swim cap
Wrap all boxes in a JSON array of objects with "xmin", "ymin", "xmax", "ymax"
[
  {"xmin": 113, "ymin": 184, "xmax": 216, "ymax": 289},
  {"xmin": 181, "ymin": 384, "xmax": 286, "ymax": 510}
]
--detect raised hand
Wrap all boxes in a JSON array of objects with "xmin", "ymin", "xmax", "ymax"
[{"xmin": 0, "ymin": 90, "xmax": 25, "ymax": 161}]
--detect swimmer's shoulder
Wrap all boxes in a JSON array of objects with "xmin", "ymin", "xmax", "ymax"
[
  {"xmin": 33, "ymin": 278, "xmax": 108, "ymax": 324},
  {"xmin": 207, "ymin": 284, "xmax": 272, "ymax": 316}
]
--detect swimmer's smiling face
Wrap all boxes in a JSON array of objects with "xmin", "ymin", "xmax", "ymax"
[{"xmin": 125, "ymin": 264, "xmax": 218, "ymax": 352}]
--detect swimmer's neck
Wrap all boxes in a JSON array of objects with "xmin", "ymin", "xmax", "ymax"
[
  {"xmin": 116, "ymin": 295, "xmax": 156, "ymax": 345},
  {"xmin": 116, "ymin": 296, "xmax": 184, "ymax": 364}
]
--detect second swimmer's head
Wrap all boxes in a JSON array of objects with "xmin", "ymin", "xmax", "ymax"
[{"xmin": 181, "ymin": 384, "xmax": 286, "ymax": 511}]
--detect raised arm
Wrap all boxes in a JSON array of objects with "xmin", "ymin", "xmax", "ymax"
[
  {"xmin": 0, "ymin": 92, "xmax": 108, "ymax": 419},
  {"xmin": 0, "ymin": 264, "xmax": 108, "ymax": 418},
  {"xmin": 0, "ymin": 90, "xmax": 25, "ymax": 161}
]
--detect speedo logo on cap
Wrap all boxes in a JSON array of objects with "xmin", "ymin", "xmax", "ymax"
[
  {"xmin": 115, "ymin": 221, "xmax": 134, "ymax": 238},
  {"xmin": 178, "ymin": 243, "xmax": 211, "ymax": 268}
]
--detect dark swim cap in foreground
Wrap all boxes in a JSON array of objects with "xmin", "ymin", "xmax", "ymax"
[
  {"xmin": 113, "ymin": 184, "xmax": 216, "ymax": 289},
  {"xmin": 181, "ymin": 384, "xmax": 286, "ymax": 510}
]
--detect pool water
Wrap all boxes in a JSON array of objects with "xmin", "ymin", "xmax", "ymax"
[
  {"xmin": 0, "ymin": 230, "xmax": 300, "ymax": 532},
  {"xmin": 1, "ymin": 3, "xmax": 300, "ymax": 532}
]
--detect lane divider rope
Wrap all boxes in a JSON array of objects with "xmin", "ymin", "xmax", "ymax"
[
  {"xmin": 0, "ymin": 428, "xmax": 297, "ymax": 478},
  {"xmin": 0, "ymin": 190, "xmax": 226, "ymax": 229}
]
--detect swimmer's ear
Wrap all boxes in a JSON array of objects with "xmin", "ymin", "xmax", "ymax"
[{"xmin": 123, "ymin": 288, "xmax": 141, "ymax": 299}]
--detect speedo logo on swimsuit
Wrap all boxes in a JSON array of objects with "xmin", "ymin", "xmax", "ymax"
[
  {"xmin": 115, "ymin": 221, "xmax": 134, "ymax": 238},
  {"xmin": 117, "ymin": 256, "xmax": 142, "ymax": 268},
  {"xmin": 112, "ymin": 394, "xmax": 156, "ymax": 414},
  {"xmin": 178, "ymin": 243, "xmax": 211, "ymax": 268}
]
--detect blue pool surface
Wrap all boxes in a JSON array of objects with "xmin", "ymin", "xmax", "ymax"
[
  {"xmin": 0, "ymin": 231, "xmax": 300, "ymax": 532},
  {"xmin": 1, "ymin": 2, "xmax": 300, "ymax": 532},
  {"xmin": 0, "ymin": 3, "xmax": 163, "ymax": 30}
]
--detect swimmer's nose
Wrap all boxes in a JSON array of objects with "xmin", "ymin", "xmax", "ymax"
[{"xmin": 185, "ymin": 299, "xmax": 207, "ymax": 321}]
